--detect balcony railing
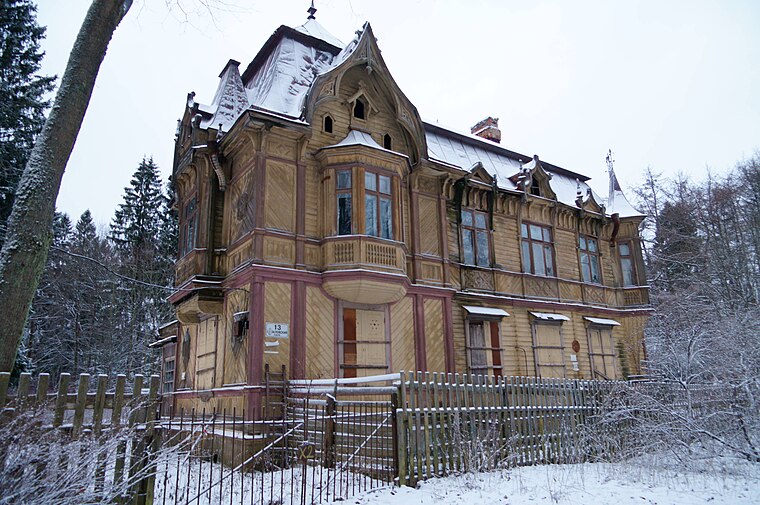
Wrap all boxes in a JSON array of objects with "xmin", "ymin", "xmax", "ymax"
[{"xmin": 323, "ymin": 236, "xmax": 406, "ymax": 274}]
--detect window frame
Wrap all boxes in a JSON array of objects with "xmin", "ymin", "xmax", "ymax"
[
  {"xmin": 587, "ymin": 325, "xmax": 618, "ymax": 380},
  {"xmin": 465, "ymin": 318, "xmax": 503, "ymax": 376},
  {"xmin": 531, "ymin": 320, "xmax": 567, "ymax": 378},
  {"xmin": 336, "ymin": 169, "xmax": 353, "ymax": 235},
  {"xmin": 162, "ymin": 343, "xmax": 176, "ymax": 395},
  {"xmin": 521, "ymin": 222, "xmax": 556, "ymax": 277},
  {"xmin": 460, "ymin": 209, "xmax": 491, "ymax": 267},
  {"xmin": 364, "ymin": 170, "xmax": 394, "ymax": 239},
  {"xmin": 618, "ymin": 240, "xmax": 637, "ymax": 286},
  {"xmin": 353, "ymin": 98, "xmax": 366, "ymax": 120},
  {"xmin": 323, "ymin": 114, "xmax": 334, "ymax": 134},
  {"xmin": 180, "ymin": 195, "xmax": 198, "ymax": 258},
  {"xmin": 579, "ymin": 235, "xmax": 602, "ymax": 284},
  {"xmin": 383, "ymin": 133, "xmax": 392, "ymax": 150}
]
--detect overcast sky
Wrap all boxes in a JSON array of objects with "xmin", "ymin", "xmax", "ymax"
[{"xmin": 36, "ymin": 0, "xmax": 760, "ymax": 227}]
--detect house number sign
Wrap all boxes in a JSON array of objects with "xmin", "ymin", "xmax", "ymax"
[{"xmin": 265, "ymin": 323, "xmax": 289, "ymax": 339}]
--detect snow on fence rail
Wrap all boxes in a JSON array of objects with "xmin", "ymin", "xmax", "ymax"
[
  {"xmin": 0, "ymin": 371, "xmax": 162, "ymax": 504},
  {"xmin": 395, "ymin": 371, "xmax": 618, "ymax": 486}
]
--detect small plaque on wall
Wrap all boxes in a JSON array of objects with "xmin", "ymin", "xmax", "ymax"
[{"xmin": 266, "ymin": 323, "xmax": 289, "ymax": 339}]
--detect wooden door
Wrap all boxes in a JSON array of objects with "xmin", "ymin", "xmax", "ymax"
[{"xmin": 533, "ymin": 323, "xmax": 566, "ymax": 378}]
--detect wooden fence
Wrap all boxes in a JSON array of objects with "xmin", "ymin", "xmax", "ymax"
[
  {"xmin": 395, "ymin": 371, "xmax": 616, "ymax": 486},
  {"xmin": 0, "ymin": 371, "xmax": 162, "ymax": 504}
]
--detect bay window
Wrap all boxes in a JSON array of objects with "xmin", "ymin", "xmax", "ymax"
[
  {"xmin": 365, "ymin": 171, "xmax": 392, "ymax": 239},
  {"xmin": 334, "ymin": 168, "xmax": 396, "ymax": 239},
  {"xmin": 336, "ymin": 170, "xmax": 352, "ymax": 235}
]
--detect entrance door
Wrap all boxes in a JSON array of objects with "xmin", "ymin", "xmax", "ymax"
[{"xmin": 342, "ymin": 308, "xmax": 388, "ymax": 378}]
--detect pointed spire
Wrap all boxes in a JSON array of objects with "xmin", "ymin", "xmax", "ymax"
[
  {"xmin": 606, "ymin": 149, "xmax": 619, "ymax": 210},
  {"xmin": 307, "ymin": 0, "xmax": 317, "ymax": 20}
]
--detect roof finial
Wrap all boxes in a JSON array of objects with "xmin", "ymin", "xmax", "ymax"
[{"xmin": 307, "ymin": 0, "xmax": 317, "ymax": 20}]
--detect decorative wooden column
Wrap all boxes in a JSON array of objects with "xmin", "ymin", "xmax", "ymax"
[
  {"xmin": 290, "ymin": 280, "xmax": 306, "ymax": 378},
  {"xmin": 246, "ymin": 277, "xmax": 265, "ymax": 420},
  {"xmin": 413, "ymin": 294, "xmax": 427, "ymax": 372},
  {"xmin": 443, "ymin": 296, "xmax": 455, "ymax": 373}
]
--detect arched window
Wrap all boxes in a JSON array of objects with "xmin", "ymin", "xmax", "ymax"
[
  {"xmin": 383, "ymin": 133, "xmax": 392, "ymax": 150},
  {"xmin": 324, "ymin": 115, "xmax": 333, "ymax": 133},
  {"xmin": 353, "ymin": 98, "xmax": 366, "ymax": 120}
]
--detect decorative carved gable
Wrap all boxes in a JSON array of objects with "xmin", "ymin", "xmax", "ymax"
[
  {"xmin": 469, "ymin": 162, "xmax": 495, "ymax": 185},
  {"xmin": 304, "ymin": 23, "xmax": 428, "ymax": 165},
  {"xmin": 510, "ymin": 155, "xmax": 556, "ymax": 200}
]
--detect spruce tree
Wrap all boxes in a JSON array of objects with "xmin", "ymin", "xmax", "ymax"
[
  {"xmin": 0, "ymin": 0, "xmax": 55, "ymax": 244},
  {"xmin": 110, "ymin": 157, "xmax": 170, "ymax": 373}
]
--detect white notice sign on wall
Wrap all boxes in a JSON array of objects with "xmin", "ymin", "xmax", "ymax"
[{"xmin": 266, "ymin": 323, "xmax": 289, "ymax": 339}]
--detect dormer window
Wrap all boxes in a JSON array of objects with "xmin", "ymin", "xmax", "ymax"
[
  {"xmin": 353, "ymin": 98, "xmax": 366, "ymax": 120},
  {"xmin": 324, "ymin": 115, "xmax": 333, "ymax": 133},
  {"xmin": 530, "ymin": 178, "xmax": 541, "ymax": 196},
  {"xmin": 383, "ymin": 134, "xmax": 392, "ymax": 150}
]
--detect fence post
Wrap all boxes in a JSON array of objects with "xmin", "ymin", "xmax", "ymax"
[
  {"xmin": 391, "ymin": 390, "xmax": 404, "ymax": 486},
  {"xmin": 324, "ymin": 394, "xmax": 336, "ymax": 468},
  {"xmin": 72, "ymin": 373, "xmax": 90, "ymax": 439},
  {"xmin": 53, "ymin": 373, "xmax": 71, "ymax": 428},
  {"xmin": 137, "ymin": 375, "xmax": 161, "ymax": 505},
  {"xmin": 0, "ymin": 372, "xmax": 10, "ymax": 410},
  {"xmin": 17, "ymin": 372, "xmax": 31, "ymax": 409},
  {"xmin": 36, "ymin": 373, "xmax": 50, "ymax": 407}
]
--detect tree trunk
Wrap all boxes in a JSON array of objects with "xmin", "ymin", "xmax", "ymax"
[{"xmin": 0, "ymin": 0, "xmax": 132, "ymax": 372}]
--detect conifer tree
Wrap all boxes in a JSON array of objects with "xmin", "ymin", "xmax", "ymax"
[
  {"xmin": 0, "ymin": 0, "xmax": 55, "ymax": 244},
  {"xmin": 110, "ymin": 157, "xmax": 171, "ymax": 373}
]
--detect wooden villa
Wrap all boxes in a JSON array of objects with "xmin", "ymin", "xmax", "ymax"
[{"xmin": 162, "ymin": 13, "xmax": 651, "ymax": 418}]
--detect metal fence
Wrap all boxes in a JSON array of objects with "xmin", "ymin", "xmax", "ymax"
[
  {"xmin": 151, "ymin": 375, "xmax": 398, "ymax": 505},
  {"xmin": 2, "ymin": 370, "xmax": 735, "ymax": 504}
]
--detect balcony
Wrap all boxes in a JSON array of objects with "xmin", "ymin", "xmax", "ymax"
[
  {"xmin": 321, "ymin": 235, "xmax": 408, "ymax": 305},
  {"xmin": 322, "ymin": 235, "xmax": 407, "ymax": 274}
]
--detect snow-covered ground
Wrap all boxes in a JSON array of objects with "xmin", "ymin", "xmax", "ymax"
[{"xmin": 353, "ymin": 460, "xmax": 760, "ymax": 505}]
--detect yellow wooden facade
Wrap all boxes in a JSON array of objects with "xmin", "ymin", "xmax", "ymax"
[{"xmin": 166, "ymin": 19, "xmax": 650, "ymax": 417}]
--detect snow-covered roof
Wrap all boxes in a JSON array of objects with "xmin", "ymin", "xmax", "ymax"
[
  {"xmin": 529, "ymin": 312, "xmax": 570, "ymax": 322},
  {"xmin": 321, "ymin": 129, "xmax": 408, "ymax": 159},
  {"xmin": 192, "ymin": 18, "xmax": 641, "ymax": 219},
  {"xmin": 202, "ymin": 60, "xmax": 249, "ymax": 131},
  {"xmin": 244, "ymin": 34, "xmax": 337, "ymax": 119},
  {"xmin": 294, "ymin": 19, "xmax": 343, "ymax": 49},
  {"xmin": 463, "ymin": 306, "xmax": 510, "ymax": 317},
  {"xmin": 583, "ymin": 316, "xmax": 621, "ymax": 326}
]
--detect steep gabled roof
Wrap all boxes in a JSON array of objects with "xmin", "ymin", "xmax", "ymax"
[{"xmin": 189, "ymin": 17, "xmax": 640, "ymax": 218}]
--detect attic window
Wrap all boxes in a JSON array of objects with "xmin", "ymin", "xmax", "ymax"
[
  {"xmin": 383, "ymin": 134, "xmax": 392, "ymax": 150},
  {"xmin": 530, "ymin": 178, "xmax": 541, "ymax": 196},
  {"xmin": 353, "ymin": 98, "xmax": 366, "ymax": 120},
  {"xmin": 324, "ymin": 115, "xmax": 333, "ymax": 134}
]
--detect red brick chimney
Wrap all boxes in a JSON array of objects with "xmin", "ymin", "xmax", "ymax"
[{"xmin": 471, "ymin": 116, "xmax": 501, "ymax": 144}]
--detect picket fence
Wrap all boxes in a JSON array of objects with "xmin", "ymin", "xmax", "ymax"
[
  {"xmin": 395, "ymin": 371, "xmax": 617, "ymax": 485},
  {"xmin": 0, "ymin": 371, "xmax": 162, "ymax": 504}
]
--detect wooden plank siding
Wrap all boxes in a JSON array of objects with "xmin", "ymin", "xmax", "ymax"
[{"xmin": 169, "ymin": 22, "xmax": 650, "ymax": 399}]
